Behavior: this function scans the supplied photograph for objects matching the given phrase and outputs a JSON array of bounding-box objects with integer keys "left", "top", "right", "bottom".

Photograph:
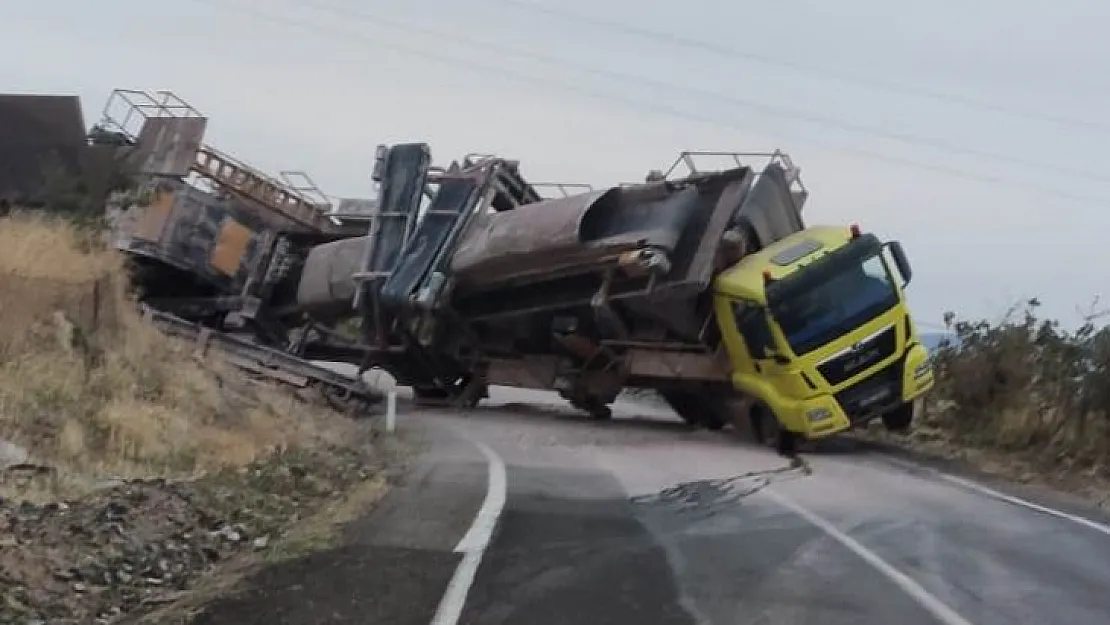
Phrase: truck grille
[
  {"left": 816, "top": 324, "right": 897, "bottom": 386},
  {"left": 833, "top": 359, "right": 903, "bottom": 422}
]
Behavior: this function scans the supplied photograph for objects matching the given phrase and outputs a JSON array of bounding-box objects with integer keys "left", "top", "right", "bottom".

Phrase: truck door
[{"left": 732, "top": 301, "right": 784, "bottom": 376}]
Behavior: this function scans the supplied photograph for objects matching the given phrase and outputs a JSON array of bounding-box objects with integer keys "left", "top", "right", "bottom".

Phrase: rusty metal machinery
[
  {"left": 84, "top": 90, "right": 810, "bottom": 418},
  {"left": 98, "top": 89, "right": 381, "bottom": 339},
  {"left": 282, "top": 144, "right": 808, "bottom": 416},
  {"left": 97, "top": 89, "right": 369, "bottom": 234},
  {"left": 0, "top": 88, "right": 382, "bottom": 408}
]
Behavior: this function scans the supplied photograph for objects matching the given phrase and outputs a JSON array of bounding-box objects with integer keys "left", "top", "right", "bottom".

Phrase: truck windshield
[{"left": 770, "top": 252, "right": 899, "bottom": 355}]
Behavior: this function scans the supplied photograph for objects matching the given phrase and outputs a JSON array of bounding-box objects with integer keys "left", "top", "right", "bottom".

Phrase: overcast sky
[{"left": 3, "top": 0, "right": 1108, "bottom": 330}]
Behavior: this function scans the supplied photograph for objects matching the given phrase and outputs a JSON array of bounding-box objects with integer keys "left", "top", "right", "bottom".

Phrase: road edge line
[
  {"left": 764, "top": 489, "right": 975, "bottom": 625},
  {"left": 430, "top": 436, "right": 508, "bottom": 625},
  {"left": 878, "top": 453, "right": 1110, "bottom": 537}
]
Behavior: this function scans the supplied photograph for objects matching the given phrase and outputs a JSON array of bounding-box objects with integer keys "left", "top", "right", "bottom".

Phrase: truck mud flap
[{"left": 379, "top": 178, "right": 479, "bottom": 311}]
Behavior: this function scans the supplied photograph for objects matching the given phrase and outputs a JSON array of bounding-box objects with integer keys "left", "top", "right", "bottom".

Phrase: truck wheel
[
  {"left": 456, "top": 379, "right": 487, "bottom": 409},
  {"left": 751, "top": 404, "right": 800, "bottom": 457},
  {"left": 413, "top": 386, "right": 451, "bottom": 406},
  {"left": 589, "top": 403, "right": 613, "bottom": 420},
  {"left": 661, "top": 391, "right": 726, "bottom": 430},
  {"left": 660, "top": 391, "right": 700, "bottom": 427},
  {"left": 697, "top": 394, "right": 730, "bottom": 431},
  {"left": 700, "top": 410, "right": 726, "bottom": 431},
  {"left": 881, "top": 401, "right": 915, "bottom": 433},
  {"left": 751, "top": 404, "right": 780, "bottom": 448}
]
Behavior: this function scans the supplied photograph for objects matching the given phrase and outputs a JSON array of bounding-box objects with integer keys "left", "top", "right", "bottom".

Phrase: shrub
[{"left": 928, "top": 298, "right": 1110, "bottom": 467}]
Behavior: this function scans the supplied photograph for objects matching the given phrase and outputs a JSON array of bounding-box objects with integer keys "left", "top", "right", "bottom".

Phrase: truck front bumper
[{"left": 782, "top": 344, "right": 935, "bottom": 440}]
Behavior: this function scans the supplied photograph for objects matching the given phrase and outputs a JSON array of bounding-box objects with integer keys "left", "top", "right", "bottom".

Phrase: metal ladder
[{"left": 98, "top": 89, "right": 337, "bottom": 232}]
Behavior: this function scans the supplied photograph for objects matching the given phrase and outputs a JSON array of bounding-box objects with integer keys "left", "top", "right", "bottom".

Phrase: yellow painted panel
[
  {"left": 210, "top": 218, "right": 253, "bottom": 276},
  {"left": 132, "top": 191, "right": 174, "bottom": 242}
]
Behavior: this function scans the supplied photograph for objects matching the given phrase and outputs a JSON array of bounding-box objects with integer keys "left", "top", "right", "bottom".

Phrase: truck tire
[
  {"left": 881, "top": 401, "right": 915, "bottom": 433},
  {"left": 566, "top": 396, "right": 613, "bottom": 420},
  {"left": 590, "top": 404, "right": 613, "bottom": 421},
  {"left": 700, "top": 405, "right": 726, "bottom": 431},
  {"left": 413, "top": 386, "right": 451, "bottom": 406},
  {"left": 661, "top": 391, "right": 726, "bottom": 431},
  {"left": 661, "top": 391, "right": 700, "bottom": 427},
  {"left": 751, "top": 403, "right": 780, "bottom": 448},
  {"left": 750, "top": 403, "right": 800, "bottom": 457}
]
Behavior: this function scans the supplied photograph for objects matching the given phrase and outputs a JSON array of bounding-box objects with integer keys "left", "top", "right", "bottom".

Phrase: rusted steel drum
[
  {"left": 296, "top": 236, "right": 367, "bottom": 317},
  {"left": 451, "top": 185, "right": 698, "bottom": 288}
]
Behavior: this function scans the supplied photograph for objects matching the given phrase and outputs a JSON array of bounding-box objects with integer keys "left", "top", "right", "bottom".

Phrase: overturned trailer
[
  {"left": 112, "top": 129, "right": 934, "bottom": 442},
  {"left": 99, "top": 89, "right": 376, "bottom": 336},
  {"left": 293, "top": 146, "right": 812, "bottom": 422},
  {"left": 90, "top": 89, "right": 385, "bottom": 405}
]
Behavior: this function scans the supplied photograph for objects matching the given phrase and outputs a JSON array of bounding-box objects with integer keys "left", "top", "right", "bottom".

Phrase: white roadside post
[{"left": 385, "top": 390, "right": 397, "bottom": 433}]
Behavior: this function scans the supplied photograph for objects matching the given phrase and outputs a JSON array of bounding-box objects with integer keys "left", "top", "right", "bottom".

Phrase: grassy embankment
[{"left": 0, "top": 212, "right": 396, "bottom": 623}]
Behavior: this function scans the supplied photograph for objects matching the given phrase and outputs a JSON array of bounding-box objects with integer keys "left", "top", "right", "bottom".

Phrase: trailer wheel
[
  {"left": 700, "top": 409, "right": 726, "bottom": 431},
  {"left": 590, "top": 405, "right": 613, "bottom": 421},
  {"left": 660, "top": 391, "right": 700, "bottom": 427},
  {"left": 881, "top": 401, "right": 915, "bottom": 433},
  {"left": 413, "top": 386, "right": 451, "bottom": 406},
  {"left": 660, "top": 391, "right": 726, "bottom": 430}
]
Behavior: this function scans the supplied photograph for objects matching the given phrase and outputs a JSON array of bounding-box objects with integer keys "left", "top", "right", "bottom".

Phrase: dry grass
[
  {"left": 924, "top": 299, "right": 1110, "bottom": 478},
  {"left": 0, "top": 212, "right": 341, "bottom": 500}
]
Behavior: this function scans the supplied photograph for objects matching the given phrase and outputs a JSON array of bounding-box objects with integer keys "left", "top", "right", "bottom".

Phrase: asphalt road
[{"left": 256, "top": 382, "right": 1110, "bottom": 625}]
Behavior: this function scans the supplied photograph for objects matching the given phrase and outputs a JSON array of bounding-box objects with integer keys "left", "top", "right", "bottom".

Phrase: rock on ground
[{"left": 0, "top": 427, "right": 395, "bottom": 625}]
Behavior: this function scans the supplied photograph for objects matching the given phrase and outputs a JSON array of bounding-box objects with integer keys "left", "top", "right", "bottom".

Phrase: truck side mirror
[{"left": 884, "top": 241, "right": 912, "bottom": 287}]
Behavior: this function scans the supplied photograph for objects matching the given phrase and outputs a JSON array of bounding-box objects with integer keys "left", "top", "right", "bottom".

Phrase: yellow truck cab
[{"left": 713, "top": 223, "right": 935, "bottom": 444}]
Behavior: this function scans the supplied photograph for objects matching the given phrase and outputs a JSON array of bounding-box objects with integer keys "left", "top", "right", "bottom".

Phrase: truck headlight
[
  {"left": 914, "top": 362, "right": 931, "bottom": 378},
  {"left": 807, "top": 407, "right": 832, "bottom": 422}
]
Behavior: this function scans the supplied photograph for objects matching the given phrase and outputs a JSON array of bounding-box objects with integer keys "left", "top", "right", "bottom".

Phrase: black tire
[
  {"left": 456, "top": 379, "right": 487, "bottom": 409},
  {"left": 413, "top": 386, "right": 451, "bottom": 406},
  {"left": 661, "top": 391, "right": 726, "bottom": 430},
  {"left": 660, "top": 391, "right": 701, "bottom": 427},
  {"left": 750, "top": 404, "right": 801, "bottom": 457},
  {"left": 881, "top": 401, "right": 915, "bottom": 433},
  {"left": 701, "top": 411, "right": 726, "bottom": 431},
  {"left": 590, "top": 405, "right": 613, "bottom": 421},
  {"left": 751, "top": 403, "right": 780, "bottom": 449}
]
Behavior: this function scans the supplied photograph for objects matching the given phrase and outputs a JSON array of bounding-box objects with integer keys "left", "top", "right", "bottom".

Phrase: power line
[
  {"left": 184, "top": 0, "right": 1110, "bottom": 207},
  {"left": 278, "top": 0, "right": 1110, "bottom": 186},
  {"left": 484, "top": 0, "right": 1110, "bottom": 135}
]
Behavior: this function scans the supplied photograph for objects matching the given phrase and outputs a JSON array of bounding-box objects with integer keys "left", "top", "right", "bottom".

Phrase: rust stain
[
  {"left": 132, "top": 191, "right": 175, "bottom": 242},
  {"left": 210, "top": 218, "right": 253, "bottom": 276}
]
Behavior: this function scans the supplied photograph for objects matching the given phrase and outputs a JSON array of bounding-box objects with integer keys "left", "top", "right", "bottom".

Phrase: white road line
[
  {"left": 764, "top": 489, "right": 975, "bottom": 625},
  {"left": 430, "top": 437, "right": 508, "bottom": 625},
  {"left": 879, "top": 454, "right": 1110, "bottom": 537}
]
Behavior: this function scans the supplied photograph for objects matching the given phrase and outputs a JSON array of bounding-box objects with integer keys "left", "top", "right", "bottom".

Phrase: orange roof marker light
[{"left": 849, "top": 223, "right": 861, "bottom": 239}]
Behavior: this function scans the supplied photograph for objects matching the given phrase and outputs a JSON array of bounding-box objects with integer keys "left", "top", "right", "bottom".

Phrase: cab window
[{"left": 731, "top": 301, "right": 774, "bottom": 358}]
